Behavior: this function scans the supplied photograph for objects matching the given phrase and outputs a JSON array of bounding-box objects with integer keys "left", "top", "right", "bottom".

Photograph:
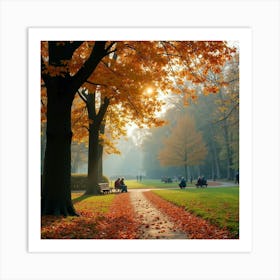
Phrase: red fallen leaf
[
  {"left": 145, "top": 225, "right": 150, "bottom": 228},
  {"left": 94, "top": 193, "right": 141, "bottom": 239},
  {"left": 41, "top": 193, "right": 142, "bottom": 239}
]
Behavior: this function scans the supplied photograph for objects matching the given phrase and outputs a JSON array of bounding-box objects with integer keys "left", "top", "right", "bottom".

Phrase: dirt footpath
[{"left": 129, "top": 190, "right": 188, "bottom": 239}]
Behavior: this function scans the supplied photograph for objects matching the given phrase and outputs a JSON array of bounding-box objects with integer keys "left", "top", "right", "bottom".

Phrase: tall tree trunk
[
  {"left": 83, "top": 92, "right": 109, "bottom": 194},
  {"left": 86, "top": 124, "right": 100, "bottom": 195},
  {"left": 98, "top": 121, "right": 105, "bottom": 181},
  {"left": 209, "top": 124, "right": 221, "bottom": 179},
  {"left": 84, "top": 92, "right": 100, "bottom": 195},
  {"left": 41, "top": 84, "right": 77, "bottom": 216},
  {"left": 41, "top": 123, "right": 47, "bottom": 174},
  {"left": 223, "top": 121, "right": 234, "bottom": 180},
  {"left": 184, "top": 164, "right": 188, "bottom": 182},
  {"left": 41, "top": 41, "right": 109, "bottom": 216}
]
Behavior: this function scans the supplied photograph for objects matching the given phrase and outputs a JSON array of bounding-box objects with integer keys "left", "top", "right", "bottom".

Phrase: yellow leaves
[
  {"left": 176, "top": 79, "right": 185, "bottom": 86},
  {"left": 41, "top": 40, "right": 237, "bottom": 157},
  {"left": 41, "top": 106, "right": 47, "bottom": 114},
  {"left": 182, "top": 88, "right": 197, "bottom": 105},
  {"left": 158, "top": 113, "right": 207, "bottom": 168},
  {"left": 172, "top": 87, "right": 182, "bottom": 95},
  {"left": 203, "top": 85, "right": 220, "bottom": 95}
]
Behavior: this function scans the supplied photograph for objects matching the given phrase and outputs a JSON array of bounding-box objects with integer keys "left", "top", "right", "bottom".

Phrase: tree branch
[
  {"left": 97, "top": 97, "right": 110, "bottom": 124},
  {"left": 71, "top": 41, "right": 108, "bottom": 93},
  {"left": 82, "top": 125, "right": 90, "bottom": 132},
  {"left": 212, "top": 103, "right": 239, "bottom": 125},
  {"left": 86, "top": 79, "right": 108, "bottom": 88},
  {"left": 105, "top": 41, "right": 117, "bottom": 53}
]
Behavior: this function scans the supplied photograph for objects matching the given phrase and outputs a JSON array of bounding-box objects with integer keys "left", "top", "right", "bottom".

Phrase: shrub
[
  {"left": 71, "top": 174, "right": 87, "bottom": 191},
  {"left": 70, "top": 174, "right": 110, "bottom": 190},
  {"left": 100, "top": 175, "right": 109, "bottom": 183}
]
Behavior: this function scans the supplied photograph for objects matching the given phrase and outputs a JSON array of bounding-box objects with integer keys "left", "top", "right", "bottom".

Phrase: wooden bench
[
  {"left": 114, "top": 186, "right": 122, "bottom": 193},
  {"left": 98, "top": 183, "right": 111, "bottom": 194},
  {"left": 195, "top": 181, "right": 208, "bottom": 188}
]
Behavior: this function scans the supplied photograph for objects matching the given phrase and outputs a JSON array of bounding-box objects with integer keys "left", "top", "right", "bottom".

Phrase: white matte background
[{"left": 0, "top": 0, "right": 279, "bottom": 280}]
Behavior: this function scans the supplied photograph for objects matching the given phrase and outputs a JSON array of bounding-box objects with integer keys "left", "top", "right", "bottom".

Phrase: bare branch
[
  {"left": 212, "top": 103, "right": 239, "bottom": 124},
  {"left": 86, "top": 79, "right": 108, "bottom": 88}
]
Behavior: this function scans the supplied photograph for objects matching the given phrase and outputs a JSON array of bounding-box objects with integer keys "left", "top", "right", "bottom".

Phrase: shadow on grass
[{"left": 72, "top": 193, "right": 92, "bottom": 204}]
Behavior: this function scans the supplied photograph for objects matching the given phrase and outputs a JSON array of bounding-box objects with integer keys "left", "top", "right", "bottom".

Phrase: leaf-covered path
[
  {"left": 41, "top": 185, "right": 234, "bottom": 239},
  {"left": 130, "top": 190, "right": 188, "bottom": 239},
  {"left": 140, "top": 190, "right": 233, "bottom": 239}
]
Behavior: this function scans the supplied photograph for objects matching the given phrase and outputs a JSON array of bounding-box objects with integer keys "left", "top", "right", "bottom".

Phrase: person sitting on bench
[
  {"left": 120, "top": 177, "right": 128, "bottom": 193},
  {"left": 179, "top": 177, "right": 186, "bottom": 189},
  {"left": 114, "top": 178, "right": 121, "bottom": 191},
  {"left": 196, "top": 176, "right": 207, "bottom": 187}
]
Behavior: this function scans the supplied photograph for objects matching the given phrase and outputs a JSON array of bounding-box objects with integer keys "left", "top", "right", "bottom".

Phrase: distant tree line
[{"left": 142, "top": 55, "right": 239, "bottom": 181}]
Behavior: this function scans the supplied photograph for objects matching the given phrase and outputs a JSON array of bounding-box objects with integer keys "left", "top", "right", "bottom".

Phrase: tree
[
  {"left": 200, "top": 54, "right": 239, "bottom": 179},
  {"left": 214, "top": 55, "right": 239, "bottom": 179},
  {"left": 41, "top": 41, "right": 112, "bottom": 216},
  {"left": 76, "top": 41, "right": 236, "bottom": 193},
  {"left": 158, "top": 114, "right": 207, "bottom": 180}
]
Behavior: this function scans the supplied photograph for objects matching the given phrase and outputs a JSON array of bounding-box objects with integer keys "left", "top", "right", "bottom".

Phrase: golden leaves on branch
[{"left": 41, "top": 40, "right": 237, "bottom": 154}]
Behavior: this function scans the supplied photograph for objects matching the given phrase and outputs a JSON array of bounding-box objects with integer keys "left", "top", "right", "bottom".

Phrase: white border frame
[
  {"left": 28, "top": 27, "right": 252, "bottom": 253},
  {"left": 1, "top": 1, "right": 279, "bottom": 279}
]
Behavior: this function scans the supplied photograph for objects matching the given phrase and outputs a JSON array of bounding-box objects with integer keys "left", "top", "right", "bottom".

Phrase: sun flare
[{"left": 145, "top": 87, "right": 153, "bottom": 95}]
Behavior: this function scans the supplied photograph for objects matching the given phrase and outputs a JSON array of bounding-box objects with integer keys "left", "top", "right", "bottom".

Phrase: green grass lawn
[
  {"left": 71, "top": 192, "right": 115, "bottom": 213},
  {"left": 124, "top": 179, "right": 223, "bottom": 189},
  {"left": 152, "top": 187, "right": 239, "bottom": 238},
  {"left": 123, "top": 179, "right": 183, "bottom": 189}
]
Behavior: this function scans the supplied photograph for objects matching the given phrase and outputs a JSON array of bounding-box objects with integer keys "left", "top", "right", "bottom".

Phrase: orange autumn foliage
[
  {"left": 41, "top": 193, "right": 140, "bottom": 239},
  {"left": 41, "top": 41, "right": 236, "bottom": 154},
  {"left": 158, "top": 114, "right": 207, "bottom": 168}
]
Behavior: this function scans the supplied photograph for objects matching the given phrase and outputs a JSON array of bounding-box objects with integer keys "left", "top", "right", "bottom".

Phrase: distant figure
[
  {"left": 197, "top": 176, "right": 202, "bottom": 187},
  {"left": 196, "top": 176, "right": 208, "bottom": 188},
  {"left": 190, "top": 175, "right": 193, "bottom": 184},
  {"left": 140, "top": 175, "right": 142, "bottom": 182},
  {"left": 201, "top": 176, "right": 207, "bottom": 185},
  {"left": 179, "top": 177, "right": 186, "bottom": 189},
  {"left": 120, "top": 177, "right": 128, "bottom": 193},
  {"left": 235, "top": 172, "right": 239, "bottom": 184}
]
